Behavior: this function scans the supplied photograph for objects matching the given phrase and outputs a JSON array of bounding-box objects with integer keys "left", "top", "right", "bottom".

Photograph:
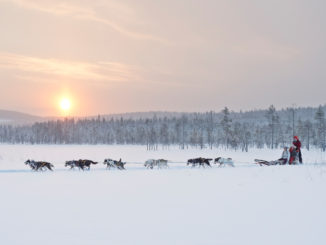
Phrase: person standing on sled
[
  {"left": 289, "top": 146, "right": 299, "bottom": 165},
  {"left": 293, "top": 136, "right": 302, "bottom": 164},
  {"left": 278, "top": 147, "right": 289, "bottom": 164}
]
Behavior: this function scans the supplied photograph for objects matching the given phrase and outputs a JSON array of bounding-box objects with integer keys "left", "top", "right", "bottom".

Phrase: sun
[{"left": 60, "top": 98, "right": 71, "bottom": 112}]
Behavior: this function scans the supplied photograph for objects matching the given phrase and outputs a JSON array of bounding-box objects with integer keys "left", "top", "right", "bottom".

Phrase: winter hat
[{"left": 294, "top": 136, "right": 299, "bottom": 140}]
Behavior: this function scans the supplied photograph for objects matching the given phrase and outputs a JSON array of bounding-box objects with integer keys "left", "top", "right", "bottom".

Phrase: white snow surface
[{"left": 0, "top": 144, "right": 326, "bottom": 245}]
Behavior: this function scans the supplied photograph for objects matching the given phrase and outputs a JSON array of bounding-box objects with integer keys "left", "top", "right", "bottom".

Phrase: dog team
[{"left": 24, "top": 136, "right": 303, "bottom": 171}]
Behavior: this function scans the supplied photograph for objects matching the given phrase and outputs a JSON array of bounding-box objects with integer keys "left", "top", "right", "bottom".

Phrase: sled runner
[{"left": 254, "top": 159, "right": 282, "bottom": 166}]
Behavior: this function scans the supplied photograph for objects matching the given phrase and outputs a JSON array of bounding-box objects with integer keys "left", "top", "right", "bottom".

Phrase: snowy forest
[{"left": 0, "top": 105, "right": 325, "bottom": 151}]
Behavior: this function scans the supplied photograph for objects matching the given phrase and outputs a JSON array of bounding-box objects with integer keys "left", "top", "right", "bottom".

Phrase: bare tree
[
  {"left": 315, "top": 105, "right": 326, "bottom": 151},
  {"left": 265, "top": 105, "right": 279, "bottom": 149},
  {"left": 220, "top": 107, "right": 232, "bottom": 148}
]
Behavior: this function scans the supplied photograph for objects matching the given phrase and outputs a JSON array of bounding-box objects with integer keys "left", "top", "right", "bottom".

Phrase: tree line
[{"left": 0, "top": 105, "right": 325, "bottom": 151}]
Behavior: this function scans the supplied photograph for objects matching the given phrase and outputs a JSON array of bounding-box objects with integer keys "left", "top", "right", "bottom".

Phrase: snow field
[{"left": 0, "top": 144, "right": 325, "bottom": 245}]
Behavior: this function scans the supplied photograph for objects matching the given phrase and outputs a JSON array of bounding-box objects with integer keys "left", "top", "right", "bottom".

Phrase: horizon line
[{"left": 1, "top": 103, "right": 326, "bottom": 119}]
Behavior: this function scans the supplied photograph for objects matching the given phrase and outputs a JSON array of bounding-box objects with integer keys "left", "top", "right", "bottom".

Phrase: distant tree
[
  {"left": 304, "top": 120, "right": 313, "bottom": 150},
  {"left": 288, "top": 105, "right": 296, "bottom": 138},
  {"left": 180, "top": 114, "right": 187, "bottom": 150},
  {"left": 160, "top": 121, "right": 169, "bottom": 149},
  {"left": 315, "top": 105, "right": 326, "bottom": 151},
  {"left": 265, "top": 105, "right": 279, "bottom": 149},
  {"left": 206, "top": 111, "right": 214, "bottom": 149},
  {"left": 220, "top": 107, "right": 232, "bottom": 148}
]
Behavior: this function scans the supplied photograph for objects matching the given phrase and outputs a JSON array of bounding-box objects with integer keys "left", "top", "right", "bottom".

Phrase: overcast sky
[{"left": 0, "top": 0, "right": 325, "bottom": 116}]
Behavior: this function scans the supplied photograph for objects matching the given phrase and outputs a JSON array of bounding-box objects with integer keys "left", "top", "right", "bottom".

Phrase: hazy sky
[{"left": 0, "top": 0, "right": 325, "bottom": 116}]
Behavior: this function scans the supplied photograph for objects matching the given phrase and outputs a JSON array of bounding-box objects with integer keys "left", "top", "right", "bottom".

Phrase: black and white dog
[
  {"left": 25, "top": 159, "right": 54, "bottom": 171},
  {"left": 214, "top": 157, "right": 235, "bottom": 167},
  {"left": 103, "top": 158, "right": 126, "bottom": 170},
  {"left": 65, "top": 159, "right": 97, "bottom": 170},
  {"left": 65, "top": 160, "right": 82, "bottom": 170},
  {"left": 187, "top": 158, "right": 212, "bottom": 168},
  {"left": 144, "top": 159, "right": 169, "bottom": 169}
]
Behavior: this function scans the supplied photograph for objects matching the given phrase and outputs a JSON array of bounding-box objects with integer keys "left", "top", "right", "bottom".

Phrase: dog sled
[{"left": 254, "top": 159, "right": 285, "bottom": 166}]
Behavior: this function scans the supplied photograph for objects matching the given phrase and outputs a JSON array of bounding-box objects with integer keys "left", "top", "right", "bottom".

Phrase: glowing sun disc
[{"left": 60, "top": 98, "right": 71, "bottom": 111}]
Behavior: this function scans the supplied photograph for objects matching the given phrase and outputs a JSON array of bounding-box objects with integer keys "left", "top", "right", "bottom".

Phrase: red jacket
[
  {"left": 293, "top": 140, "right": 301, "bottom": 150},
  {"left": 289, "top": 147, "right": 298, "bottom": 164}
]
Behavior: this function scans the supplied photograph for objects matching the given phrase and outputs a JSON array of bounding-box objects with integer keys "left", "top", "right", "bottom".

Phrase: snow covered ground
[{"left": 0, "top": 144, "right": 326, "bottom": 245}]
